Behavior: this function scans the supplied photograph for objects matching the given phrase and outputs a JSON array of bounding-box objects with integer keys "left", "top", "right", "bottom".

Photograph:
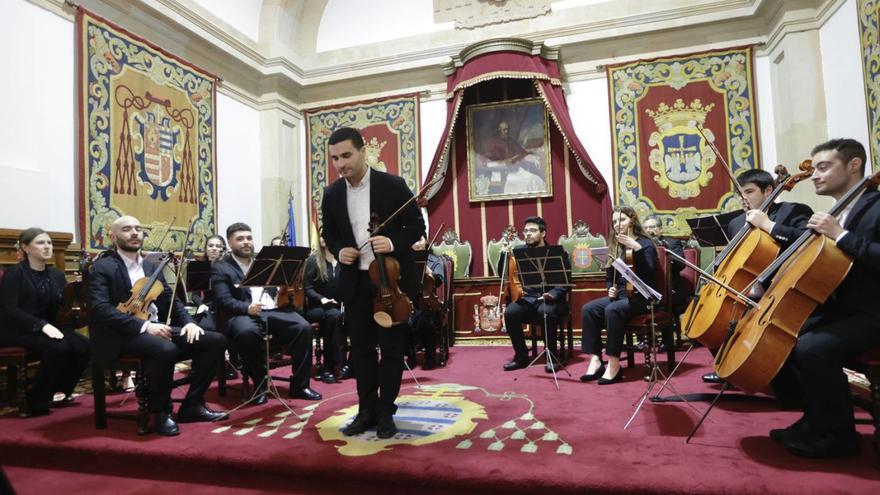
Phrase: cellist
[
  {"left": 498, "top": 216, "right": 571, "bottom": 373},
  {"left": 702, "top": 169, "right": 813, "bottom": 384},
  {"left": 769, "top": 138, "right": 880, "bottom": 459}
]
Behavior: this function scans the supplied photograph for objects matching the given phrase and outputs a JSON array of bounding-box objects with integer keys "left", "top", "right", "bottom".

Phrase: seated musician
[
  {"left": 303, "top": 235, "right": 344, "bottom": 384},
  {"left": 407, "top": 235, "right": 445, "bottom": 370},
  {"left": 211, "top": 222, "right": 321, "bottom": 403},
  {"left": 188, "top": 234, "right": 227, "bottom": 335},
  {"left": 769, "top": 138, "right": 880, "bottom": 458},
  {"left": 499, "top": 216, "right": 571, "bottom": 372},
  {"left": 703, "top": 169, "right": 813, "bottom": 384},
  {"left": 88, "top": 216, "right": 228, "bottom": 435},
  {"left": 643, "top": 215, "right": 689, "bottom": 308},
  {"left": 580, "top": 206, "right": 657, "bottom": 385},
  {"left": 0, "top": 228, "right": 90, "bottom": 415}
]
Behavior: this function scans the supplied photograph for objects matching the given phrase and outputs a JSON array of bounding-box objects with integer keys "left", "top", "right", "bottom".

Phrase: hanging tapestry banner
[
  {"left": 607, "top": 46, "right": 760, "bottom": 236},
  {"left": 306, "top": 94, "right": 421, "bottom": 212},
  {"left": 77, "top": 9, "right": 218, "bottom": 252},
  {"left": 858, "top": 0, "right": 880, "bottom": 171}
]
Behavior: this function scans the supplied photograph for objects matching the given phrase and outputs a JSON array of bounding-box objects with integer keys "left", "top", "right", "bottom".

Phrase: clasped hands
[{"left": 338, "top": 235, "right": 393, "bottom": 265}]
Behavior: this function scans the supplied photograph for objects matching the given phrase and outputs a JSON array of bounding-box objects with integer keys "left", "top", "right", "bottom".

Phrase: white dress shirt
[{"left": 346, "top": 167, "right": 375, "bottom": 270}]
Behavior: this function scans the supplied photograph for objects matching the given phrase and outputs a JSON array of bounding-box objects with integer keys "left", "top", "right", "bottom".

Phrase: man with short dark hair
[
  {"left": 321, "top": 127, "right": 425, "bottom": 439},
  {"left": 769, "top": 138, "right": 880, "bottom": 459},
  {"left": 211, "top": 222, "right": 321, "bottom": 404},
  {"left": 498, "top": 216, "right": 570, "bottom": 372},
  {"left": 89, "top": 215, "right": 228, "bottom": 436}
]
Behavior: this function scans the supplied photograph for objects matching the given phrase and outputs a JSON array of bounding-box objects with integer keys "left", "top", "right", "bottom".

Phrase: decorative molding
[{"left": 442, "top": 38, "right": 560, "bottom": 76}]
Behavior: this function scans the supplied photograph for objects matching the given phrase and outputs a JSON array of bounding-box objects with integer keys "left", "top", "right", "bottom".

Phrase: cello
[
  {"left": 714, "top": 168, "right": 880, "bottom": 393},
  {"left": 682, "top": 160, "right": 814, "bottom": 348}
]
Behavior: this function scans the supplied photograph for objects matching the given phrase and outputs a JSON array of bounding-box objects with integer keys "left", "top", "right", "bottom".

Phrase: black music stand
[
  {"left": 685, "top": 210, "right": 741, "bottom": 247},
  {"left": 227, "top": 246, "right": 311, "bottom": 416},
  {"left": 185, "top": 261, "right": 212, "bottom": 292},
  {"left": 511, "top": 245, "right": 573, "bottom": 390}
]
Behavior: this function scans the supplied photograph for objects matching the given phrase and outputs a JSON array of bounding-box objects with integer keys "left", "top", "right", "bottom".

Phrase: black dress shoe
[
  {"left": 579, "top": 365, "right": 605, "bottom": 382},
  {"left": 253, "top": 392, "right": 268, "bottom": 406},
  {"left": 544, "top": 362, "right": 564, "bottom": 373},
  {"left": 225, "top": 368, "right": 239, "bottom": 380},
  {"left": 503, "top": 358, "right": 528, "bottom": 371},
  {"left": 598, "top": 368, "right": 624, "bottom": 385},
  {"left": 342, "top": 412, "right": 378, "bottom": 436},
  {"left": 177, "top": 403, "right": 229, "bottom": 423},
  {"left": 770, "top": 416, "right": 809, "bottom": 443},
  {"left": 292, "top": 387, "right": 322, "bottom": 401},
  {"left": 50, "top": 395, "right": 75, "bottom": 408},
  {"left": 783, "top": 430, "right": 861, "bottom": 459},
  {"left": 320, "top": 371, "right": 338, "bottom": 384},
  {"left": 702, "top": 372, "right": 725, "bottom": 384},
  {"left": 376, "top": 415, "right": 398, "bottom": 439},
  {"left": 340, "top": 364, "right": 354, "bottom": 380},
  {"left": 154, "top": 412, "right": 180, "bottom": 436}
]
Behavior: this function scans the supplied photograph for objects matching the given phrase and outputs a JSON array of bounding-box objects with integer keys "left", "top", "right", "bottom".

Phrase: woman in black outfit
[
  {"left": 303, "top": 236, "right": 344, "bottom": 384},
  {"left": 0, "top": 228, "right": 90, "bottom": 414},
  {"left": 579, "top": 207, "right": 658, "bottom": 385}
]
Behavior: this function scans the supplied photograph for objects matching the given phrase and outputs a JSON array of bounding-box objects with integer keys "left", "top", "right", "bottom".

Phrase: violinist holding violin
[
  {"left": 768, "top": 139, "right": 880, "bottom": 459},
  {"left": 580, "top": 206, "right": 657, "bottom": 385},
  {"left": 210, "top": 222, "right": 321, "bottom": 404},
  {"left": 321, "top": 127, "right": 425, "bottom": 439},
  {"left": 0, "top": 228, "right": 90, "bottom": 415},
  {"left": 88, "top": 216, "right": 228, "bottom": 436},
  {"left": 499, "top": 216, "right": 570, "bottom": 372}
]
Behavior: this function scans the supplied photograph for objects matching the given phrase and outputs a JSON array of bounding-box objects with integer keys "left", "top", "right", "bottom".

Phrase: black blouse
[{"left": 0, "top": 261, "right": 67, "bottom": 334}]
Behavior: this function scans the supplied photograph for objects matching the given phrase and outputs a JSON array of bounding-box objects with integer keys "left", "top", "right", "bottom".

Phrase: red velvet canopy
[{"left": 421, "top": 44, "right": 612, "bottom": 278}]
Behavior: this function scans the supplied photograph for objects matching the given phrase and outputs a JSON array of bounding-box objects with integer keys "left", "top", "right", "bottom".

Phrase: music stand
[
  {"left": 685, "top": 210, "right": 741, "bottom": 247},
  {"left": 511, "top": 245, "right": 574, "bottom": 391},
  {"left": 617, "top": 257, "right": 695, "bottom": 430},
  {"left": 227, "top": 246, "right": 311, "bottom": 417}
]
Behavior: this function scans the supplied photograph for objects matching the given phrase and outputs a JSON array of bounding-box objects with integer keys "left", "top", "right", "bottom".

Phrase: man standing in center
[{"left": 321, "top": 127, "right": 425, "bottom": 439}]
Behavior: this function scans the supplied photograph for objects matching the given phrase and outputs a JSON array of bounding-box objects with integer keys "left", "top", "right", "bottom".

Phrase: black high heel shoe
[
  {"left": 579, "top": 365, "right": 605, "bottom": 382},
  {"left": 598, "top": 367, "right": 623, "bottom": 385}
]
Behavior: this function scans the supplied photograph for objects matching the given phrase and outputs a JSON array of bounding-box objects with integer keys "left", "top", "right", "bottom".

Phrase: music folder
[
  {"left": 611, "top": 258, "right": 662, "bottom": 302},
  {"left": 240, "top": 246, "right": 311, "bottom": 288},
  {"left": 685, "top": 210, "right": 742, "bottom": 247}
]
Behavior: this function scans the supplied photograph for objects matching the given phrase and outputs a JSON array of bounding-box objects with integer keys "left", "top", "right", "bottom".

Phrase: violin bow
[
  {"left": 695, "top": 125, "right": 748, "bottom": 205},
  {"left": 165, "top": 219, "right": 196, "bottom": 325}
]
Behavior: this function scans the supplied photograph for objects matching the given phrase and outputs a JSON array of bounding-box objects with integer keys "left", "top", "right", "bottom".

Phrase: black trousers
[
  {"left": 504, "top": 298, "right": 563, "bottom": 360},
  {"left": 118, "top": 329, "right": 226, "bottom": 413},
  {"left": 226, "top": 310, "right": 313, "bottom": 391},
  {"left": 772, "top": 308, "right": 880, "bottom": 435},
  {"left": 348, "top": 270, "right": 406, "bottom": 417},
  {"left": 0, "top": 329, "right": 90, "bottom": 408},
  {"left": 305, "top": 306, "right": 343, "bottom": 371},
  {"left": 581, "top": 295, "right": 648, "bottom": 357},
  {"left": 407, "top": 308, "right": 440, "bottom": 358}
]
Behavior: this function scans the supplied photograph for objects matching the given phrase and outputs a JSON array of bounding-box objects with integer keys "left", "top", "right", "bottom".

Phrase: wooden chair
[
  {"left": 92, "top": 356, "right": 150, "bottom": 435},
  {"left": 622, "top": 246, "right": 676, "bottom": 373},
  {"left": 0, "top": 347, "right": 33, "bottom": 417},
  {"left": 848, "top": 347, "right": 880, "bottom": 470}
]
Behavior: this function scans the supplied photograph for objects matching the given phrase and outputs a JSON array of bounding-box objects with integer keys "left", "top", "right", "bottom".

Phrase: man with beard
[
  {"left": 498, "top": 216, "right": 571, "bottom": 372},
  {"left": 211, "top": 222, "right": 321, "bottom": 404},
  {"left": 88, "top": 216, "right": 228, "bottom": 436}
]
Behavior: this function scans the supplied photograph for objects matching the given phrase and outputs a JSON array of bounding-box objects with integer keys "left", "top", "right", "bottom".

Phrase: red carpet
[{"left": 1, "top": 346, "right": 878, "bottom": 494}]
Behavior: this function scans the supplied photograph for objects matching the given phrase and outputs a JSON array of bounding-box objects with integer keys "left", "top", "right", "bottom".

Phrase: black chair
[
  {"left": 848, "top": 347, "right": 880, "bottom": 470},
  {"left": 0, "top": 347, "right": 33, "bottom": 417},
  {"left": 621, "top": 246, "right": 676, "bottom": 374},
  {"left": 92, "top": 356, "right": 150, "bottom": 435},
  {"left": 527, "top": 292, "right": 574, "bottom": 363}
]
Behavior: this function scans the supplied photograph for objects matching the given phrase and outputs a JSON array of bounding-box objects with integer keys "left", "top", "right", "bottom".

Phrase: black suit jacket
[
  {"left": 303, "top": 255, "right": 342, "bottom": 308},
  {"left": 0, "top": 261, "right": 67, "bottom": 334},
  {"left": 210, "top": 254, "right": 255, "bottom": 319},
  {"left": 88, "top": 251, "right": 192, "bottom": 365},
  {"left": 726, "top": 202, "right": 813, "bottom": 249},
  {"left": 828, "top": 188, "right": 880, "bottom": 318},
  {"left": 321, "top": 169, "right": 426, "bottom": 305}
]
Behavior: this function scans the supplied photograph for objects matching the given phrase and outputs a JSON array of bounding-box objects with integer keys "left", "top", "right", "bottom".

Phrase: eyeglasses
[{"left": 522, "top": 228, "right": 541, "bottom": 233}]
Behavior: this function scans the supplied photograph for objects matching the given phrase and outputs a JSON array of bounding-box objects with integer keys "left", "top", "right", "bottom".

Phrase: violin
[
  {"left": 498, "top": 225, "right": 524, "bottom": 303},
  {"left": 420, "top": 269, "right": 442, "bottom": 312},
  {"left": 117, "top": 254, "right": 173, "bottom": 321},
  {"left": 277, "top": 268, "right": 306, "bottom": 311},
  {"left": 714, "top": 166, "right": 880, "bottom": 393},
  {"left": 57, "top": 249, "right": 92, "bottom": 329},
  {"left": 681, "top": 160, "right": 814, "bottom": 348},
  {"left": 367, "top": 213, "right": 413, "bottom": 328}
]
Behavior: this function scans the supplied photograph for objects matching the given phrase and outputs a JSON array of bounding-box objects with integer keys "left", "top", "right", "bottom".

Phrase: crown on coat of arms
[
  {"left": 645, "top": 98, "right": 715, "bottom": 129},
  {"left": 364, "top": 137, "right": 388, "bottom": 171}
]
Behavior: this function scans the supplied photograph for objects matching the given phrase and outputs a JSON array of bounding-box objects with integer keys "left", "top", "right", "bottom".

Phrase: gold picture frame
[{"left": 466, "top": 98, "right": 553, "bottom": 202}]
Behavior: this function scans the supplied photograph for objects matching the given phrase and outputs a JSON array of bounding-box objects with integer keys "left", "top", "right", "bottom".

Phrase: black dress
[{"left": 0, "top": 261, "right": 90, "bottom": 412}]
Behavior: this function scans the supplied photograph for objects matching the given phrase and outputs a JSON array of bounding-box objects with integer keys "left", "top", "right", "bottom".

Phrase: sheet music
[{"left": 611, "top": 258, "right": 662, "bottom": 302}]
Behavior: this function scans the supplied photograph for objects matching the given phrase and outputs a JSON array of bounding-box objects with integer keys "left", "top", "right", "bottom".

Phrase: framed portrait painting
[{"left": 466, "top": 98, "right": 552, "bottom": 202}]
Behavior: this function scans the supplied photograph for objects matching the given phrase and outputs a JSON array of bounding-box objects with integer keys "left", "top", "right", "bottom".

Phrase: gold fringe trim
[
  {"left": 534, "top": 82, "right": 600, "bottom": 186},
  {"left": 446, "top": 71, "right": 562, "bottom": 100},
  {"left": 425, "top": 94, "right": 465, "bottom": 200}
]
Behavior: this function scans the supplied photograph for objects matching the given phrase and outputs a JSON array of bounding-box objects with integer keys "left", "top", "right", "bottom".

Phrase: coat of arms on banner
[
  {"left": 607, "top": 46, "right": 760, "bottom": 236},
  {"left": 77, "top": 10, "right": 217, "bottom": 252}
]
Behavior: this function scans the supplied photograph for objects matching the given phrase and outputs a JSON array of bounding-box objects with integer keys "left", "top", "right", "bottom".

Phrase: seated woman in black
[
  {"left": 0, "top": 228, "right": 90, "bottom": 414},
  {"left": 580, "top": 207, "right": 658, "bottom": 385},
  {"left": 303, "top": 236, "right": 343, "bottom": 384}
]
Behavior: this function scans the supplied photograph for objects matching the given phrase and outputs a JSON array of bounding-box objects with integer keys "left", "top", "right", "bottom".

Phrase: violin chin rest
[{"left": 374, "top": 312, "right": 393, "bottom": 328}]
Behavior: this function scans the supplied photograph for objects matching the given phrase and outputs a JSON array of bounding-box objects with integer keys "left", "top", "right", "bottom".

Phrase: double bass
[
  {"left": 714, "top": 168, "right": 880, "bottom": 393},
  {"left": 681, "top": 160, "right": 814, "bottom": 348}
]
